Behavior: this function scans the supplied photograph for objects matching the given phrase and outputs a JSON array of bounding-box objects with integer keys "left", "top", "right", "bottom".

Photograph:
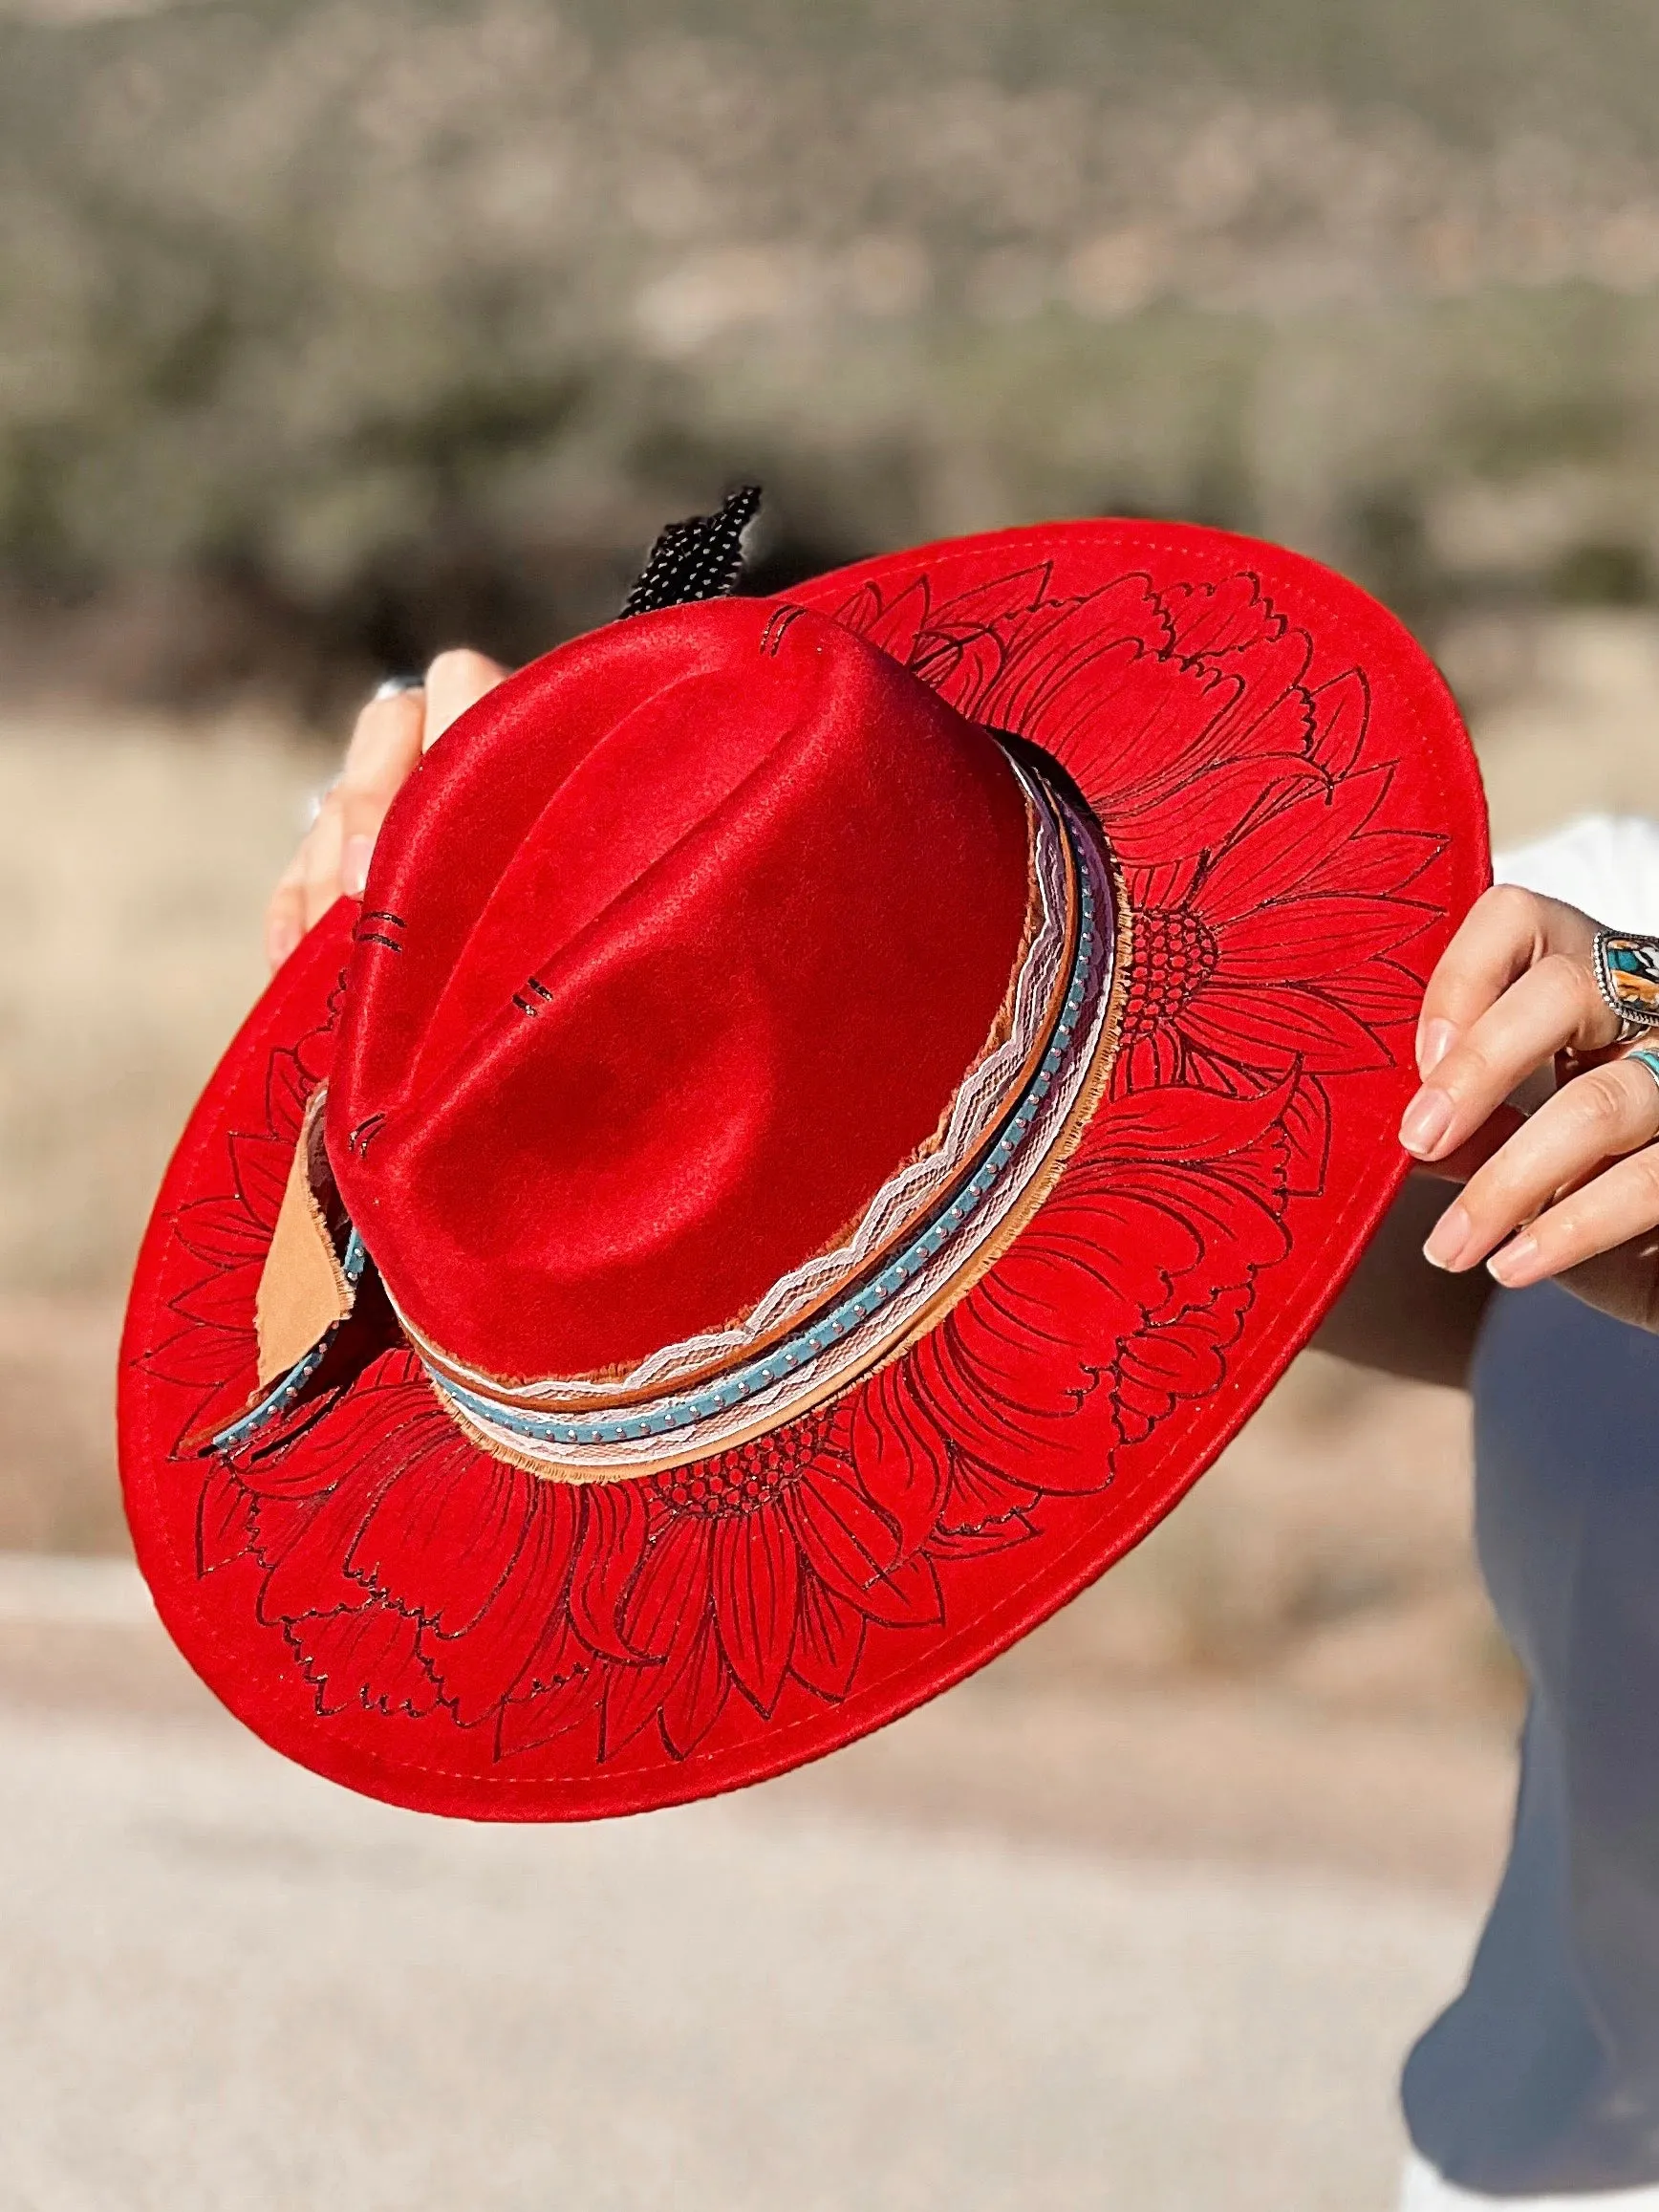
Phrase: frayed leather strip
[{"left": 253, "top": 1089, "right": 356, "bottom": 1386}]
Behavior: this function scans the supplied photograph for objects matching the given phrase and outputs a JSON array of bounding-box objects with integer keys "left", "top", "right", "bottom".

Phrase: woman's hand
[
  {"left": 1402, "top": 883, "right": 1659, "bottom": 1331},
  {"left": 265, "top": 649, "right": 508, "bottom": 971}
]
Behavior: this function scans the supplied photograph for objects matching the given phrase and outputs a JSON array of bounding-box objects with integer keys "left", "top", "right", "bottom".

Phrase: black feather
[{"left": 619, "top": 486, "right": 763, "bottom": 618}]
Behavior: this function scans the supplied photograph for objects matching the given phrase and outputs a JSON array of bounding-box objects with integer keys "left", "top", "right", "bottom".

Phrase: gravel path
[{"left": 0, "top": 1684, "right": 1477, "bottom": 2212}]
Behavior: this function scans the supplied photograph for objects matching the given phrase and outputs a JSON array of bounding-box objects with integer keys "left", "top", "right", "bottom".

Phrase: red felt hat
[{"left": 119, "top": 510, "right": 1488, "bottom": 1820}]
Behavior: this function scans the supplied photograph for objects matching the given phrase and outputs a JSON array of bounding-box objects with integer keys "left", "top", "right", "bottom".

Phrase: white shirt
[{"left": 1402, "top": 815, "right": 1659, "bottom": 2203}]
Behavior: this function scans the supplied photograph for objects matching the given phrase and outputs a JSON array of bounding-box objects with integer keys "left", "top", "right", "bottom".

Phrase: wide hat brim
[{"left": 120, "top": 521, "right": 1488, "bottom": 1820}]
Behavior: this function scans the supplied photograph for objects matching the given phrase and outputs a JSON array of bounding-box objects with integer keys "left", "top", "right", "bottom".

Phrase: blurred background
[{"left": 4, "top": 2, "right": 1659, "bottom": 2205}]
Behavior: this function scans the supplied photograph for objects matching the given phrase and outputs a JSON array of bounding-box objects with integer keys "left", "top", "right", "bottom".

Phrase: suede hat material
[{"left": 119, "top": 518, "right": 1488, "bottom": 1820}]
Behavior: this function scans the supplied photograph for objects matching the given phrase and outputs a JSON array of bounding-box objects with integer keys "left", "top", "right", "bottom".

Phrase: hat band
[{"left": 409, "top": 761, "right": 1125, "bottom": 1480}]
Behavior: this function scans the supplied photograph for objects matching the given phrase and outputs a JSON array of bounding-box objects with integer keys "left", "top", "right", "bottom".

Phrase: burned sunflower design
[
  {"left": 143, "top": 1024, "right": 943, "bottom": 1763},
  {"left": 134, "top": 552, "right": 1451, "bottom": 1779}
]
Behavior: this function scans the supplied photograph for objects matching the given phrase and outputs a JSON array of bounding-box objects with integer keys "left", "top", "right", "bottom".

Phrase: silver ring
[
  {"left": 1592, "top": 927, "right": 1659, "bottom": 1038},
  {"left": 1625, "top": 1046, "right": 1659, "bottom": 1095}
]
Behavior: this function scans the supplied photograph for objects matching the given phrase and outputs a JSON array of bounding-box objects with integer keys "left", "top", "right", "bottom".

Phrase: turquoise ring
[{"left": 1593, "top": 927, "right": 1659, "bottom": 1038}]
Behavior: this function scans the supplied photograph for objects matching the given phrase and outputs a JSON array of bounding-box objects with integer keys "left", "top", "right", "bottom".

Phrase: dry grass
[
  {"left": 1443, "top": 609, "right": 1659, "bottom": 845},
  {"left": 0, "top": 707, "right": 320, "bottom": 1295},
  {"left": 0, "top": 707, "right": 320, "bottom": 1549}
]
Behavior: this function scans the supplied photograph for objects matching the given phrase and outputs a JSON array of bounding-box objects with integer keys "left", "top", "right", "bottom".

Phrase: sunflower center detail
[
  {"left": 654, "top": 1413, "right": 832, "bottom": 1519},
  {"left": 1125, "top": 907, "right": 1217, "bottom": 1030}
]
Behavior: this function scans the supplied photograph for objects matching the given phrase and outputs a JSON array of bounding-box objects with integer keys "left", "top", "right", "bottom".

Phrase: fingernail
[
  {"left": 1418, "top": 1018, "right": 1458, "bottom": 1076},
  {"left": 1488, "top": 1233, "right": 1542, "bottom": 1288},
  {"left": 342, "top": 835, "right": 374, "bottom": 898},
  {"left": 269, "top": 921, "right": 299, "bottom": 969},
  {"left": 1400, "top": 1087, "right": 1454, "bottom": 1159},
  {"left": 1423, "top": 1203, "right": 1475, "bottom": 1271}
]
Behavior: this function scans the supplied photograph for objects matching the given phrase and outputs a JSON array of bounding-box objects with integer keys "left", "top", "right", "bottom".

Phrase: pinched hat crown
[{"left": 326, "top": 598, "right": 1088, "bottom": 1433}]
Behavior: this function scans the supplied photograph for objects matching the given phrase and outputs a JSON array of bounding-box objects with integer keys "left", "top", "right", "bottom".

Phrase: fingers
[
  {"left": 334, "top": 687, "right": 428, "bottom": 900},
  {"left": 333, "top": 652, "right": 506, "bottom": 898},
  {"left": 1404, "top": 879, "right": 1659, "bottom": 1293},
  {"left": 1423, "top": 1054, "right": 1659, "bottom": 1273},
  {"left": 265, "top": 857, "right": 308, "bottom": 972},
  {"left": 300, "top": 788, "right": 346, "bottom": 932},
  {"left": 267, "top": 687, "right": 422, "bottom": 963},
  {"left": 1402, "top": 946, "right": 1623, "bottom": 1166},
  {"left": 422, "top": 649, "right": 507, "bottom": 750},
  {"left": 264, "top": 647, "right": 510, "bottom": 971},
  {"left": 1417, "top": 1103, "right": 1528, "bottom": 1184},
  {"left": 1412, "top": 883, "right": 1600, "bottom": 1076},
  {"left": 1487, "top": 1142, "right": 1659, "bottom": 1291}
]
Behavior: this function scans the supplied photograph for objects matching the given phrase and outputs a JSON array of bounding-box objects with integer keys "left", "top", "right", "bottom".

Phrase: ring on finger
[
  {"left": 1592, "top": 926, "right": 1659, "bottom": 1038},
  {"left": 1624, "top": 1045, "right": 1659, "bottom": 1096}
]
